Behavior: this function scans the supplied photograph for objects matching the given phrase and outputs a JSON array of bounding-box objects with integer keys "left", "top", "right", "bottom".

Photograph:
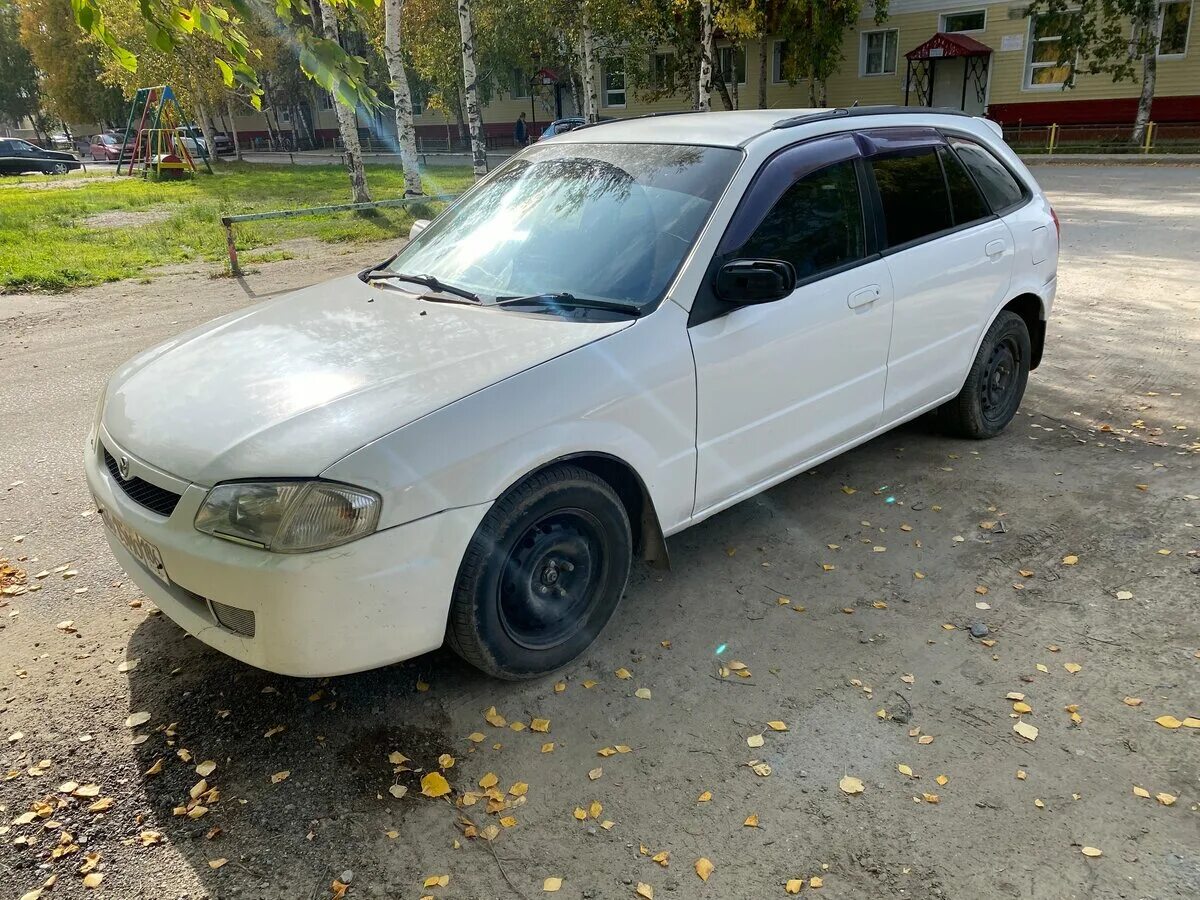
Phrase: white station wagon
[{"left": 86, "top": 107, "right": 1059, "bottom": 679}]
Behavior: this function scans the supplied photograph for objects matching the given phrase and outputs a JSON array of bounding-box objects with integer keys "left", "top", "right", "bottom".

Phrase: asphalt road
[{"left": 0, "top": 166, "right": 1197, "bottom": 900}]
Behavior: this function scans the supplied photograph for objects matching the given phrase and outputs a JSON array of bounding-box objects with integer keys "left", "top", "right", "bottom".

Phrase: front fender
[{"left": 322, "top": 301, "right": 698, "bottom": 534}]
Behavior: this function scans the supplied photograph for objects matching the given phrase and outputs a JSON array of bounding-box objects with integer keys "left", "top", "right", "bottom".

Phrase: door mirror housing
[
  {"left": 714, "top": 259, "right": 797, "bottom": 305},
  {"left": 409, "top": 218, "right": 432, "bottom": 240}
]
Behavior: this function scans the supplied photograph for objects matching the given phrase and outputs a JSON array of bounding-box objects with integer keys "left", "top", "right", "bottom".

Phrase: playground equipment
[{"left": 117, "top": 85, "right": 213, "bottom": 178}]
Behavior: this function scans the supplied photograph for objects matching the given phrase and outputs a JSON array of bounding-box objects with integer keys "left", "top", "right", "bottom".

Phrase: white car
[{"left": 85, "top": 107, "right": 1058, "bottom": 679}]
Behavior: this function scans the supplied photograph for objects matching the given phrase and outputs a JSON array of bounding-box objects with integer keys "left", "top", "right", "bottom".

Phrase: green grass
[{"left": 0, "top": 163, "right": 473, "bottom": 293}]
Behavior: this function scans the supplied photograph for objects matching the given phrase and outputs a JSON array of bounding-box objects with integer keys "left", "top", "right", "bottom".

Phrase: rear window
[
  {"left": 870, "top": 148, "right": 953, "bottom": 247},
  {"left": 949, "top": 137, "right": 1027, "bottom": 212}
]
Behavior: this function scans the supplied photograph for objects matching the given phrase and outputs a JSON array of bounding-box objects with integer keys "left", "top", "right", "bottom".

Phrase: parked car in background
[
  {"left": 89, "top": 133, "right": 133, "bottom": 162},
  {"left": 86, "top": 107, "right": 1058, "bottom": 680},
  {"left": 0, "top": 138, "right": 82, "bottom": 175},
  {"left": 176, "top": 127, "right": 234, "bottom": 156},
  {"left": 537, "top": 116, "right": 614, "bottom": 140}
]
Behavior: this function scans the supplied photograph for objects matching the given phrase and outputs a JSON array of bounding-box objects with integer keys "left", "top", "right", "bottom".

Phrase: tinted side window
[
  {"left": 739, "top": 159, "right": 866, "bottom": 282},
  {"left": 938, "top": 146, "right": 990, "bottom": 225},
  {"left": 950, "top": 138, "right": 1026, "bottom": 212},
  {"left": 871, "top": 148, "right": 953, "bottom": 247}
]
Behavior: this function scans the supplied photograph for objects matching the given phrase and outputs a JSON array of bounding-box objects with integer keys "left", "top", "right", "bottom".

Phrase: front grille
[
  {"left": 210, "top": 600, "right": 256, "bottom": 637},
  {"left": 103, "top": 449, "right": 182, "bottom": 518}
]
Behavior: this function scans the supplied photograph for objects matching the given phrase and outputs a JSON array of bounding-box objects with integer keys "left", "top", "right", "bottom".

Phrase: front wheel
[
  {"left": 447, "top": 464, "right": 632, "bottom": 679},
  {"left": 48, "top": 163, "right": 69, "bottom": 175},
  {"left": 941, "top": 310, "right": 1031, "bottom": 439}
]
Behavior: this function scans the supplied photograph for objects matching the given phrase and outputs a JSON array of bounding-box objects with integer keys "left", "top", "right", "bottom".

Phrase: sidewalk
[
  {"left": 238, "top": 149, "right": 515, "bottom": 168},
  {"left": 1017, "top": 152, "right": 1200, "bottom": 165}
]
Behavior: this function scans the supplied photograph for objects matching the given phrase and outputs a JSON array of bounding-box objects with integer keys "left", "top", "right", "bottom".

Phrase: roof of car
[{"left": 554, "top": 106, "right": 979, "bottom": 149}]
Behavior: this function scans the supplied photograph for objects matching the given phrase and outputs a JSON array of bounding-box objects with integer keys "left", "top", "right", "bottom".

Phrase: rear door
[
  {"left": 689, "top": 134, "right": 895, "bottom": 514},
  {"left": 862, "top": 129, "right": 1015, "bottom": 420}
]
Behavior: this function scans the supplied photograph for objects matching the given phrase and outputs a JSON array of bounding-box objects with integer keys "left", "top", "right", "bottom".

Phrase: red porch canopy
[{"left": 906, "top": 32, "right": 993, "bottom": 60}]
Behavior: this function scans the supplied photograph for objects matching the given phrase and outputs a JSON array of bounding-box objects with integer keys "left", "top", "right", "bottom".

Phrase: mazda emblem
[{"left": 118, "top": 455, "right": 131, "bottom": 480}]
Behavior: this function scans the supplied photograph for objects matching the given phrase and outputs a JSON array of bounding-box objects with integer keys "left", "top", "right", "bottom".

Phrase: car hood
[{"left": 102, "top": 275, "right": 634, "bottom": 484}]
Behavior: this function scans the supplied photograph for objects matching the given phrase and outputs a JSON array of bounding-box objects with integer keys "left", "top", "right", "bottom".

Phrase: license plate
[{"left": 104, "top": 512, "right": 170, "bottom": 584}]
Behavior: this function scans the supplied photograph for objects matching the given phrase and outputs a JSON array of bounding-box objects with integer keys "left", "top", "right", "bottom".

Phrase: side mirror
[
  {"left": 714, "top": 259, "right": 796, "bottom": 304},
  {"left": 409, "top": 218, "right": 432, "bottom": 240}
]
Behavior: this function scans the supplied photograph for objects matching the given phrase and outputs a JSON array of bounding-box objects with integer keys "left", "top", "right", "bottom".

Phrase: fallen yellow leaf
[
  {"left": 509, "top": 782, "right": 528, "bottom": 797},
  {"left": 479, "top": 772, "right": 499, "bottom": 789},
  {"left": 1062, "top": 555, "right": 1079, "bottom": 566},
  {"left": 697, "top": 790, "right": 712, "bottom": 802},
  {"left": 1156, "top": 792, "right": 1177, "bottom": 806},
  {"left": 1155, "top": 715, "right": 1183, "bottom": 729},
  {"left": 589, "top": 800, "right": 602, "bottom": 819},
  {"left": 438, "top": 753, "right": 455, "bottom": 770},
  {"left": 810, "top": 876, "right": 824, "bottom": 888},
  {"left": 208, "top": 858, "right": 228, "bottom": 869},
  {"left": 1064, "top": 663, "right": 1082, "bottom": 674},
  {"left": 420, "top": 772, "right": 451, "bottom": 798},
  {"left": 423, "top": 875, "right": 450, "bottom": 888},
  {"left": 746, "top": 734, "right": 764, "bottom": 748},
  {"left": 935, "top": 775, "right": 948, "bottom": 786},
  {"left": 786, "top": 879, "right": 803, "bottom": 894},
  {"left": 839, "top": 775, "right": 864, "bottom": 795},
  {"left": 270, "top": 770, "right": 290, "bottom": 784},
  {"left": 1013, "top": 721, "right": 1039, "bottom": 742},
  {"left": 634, "top": 688, "right": 652, "bottom": 700},
  {"left": 743, "top": 814, "right": 759, "bottom": 827},
  {"left": 543, "top": 876, "right": 563, "bottom": 892},
  {"left": 531, "top": 718, "right": 551, "bottom": 733},
  {"left": 695, "top": 857, "right": 714, "bottom": 882},
  {"left": 1133, "top": 785, "right": 1150, "bottom": 798},
  {"left": 898, "top": 764, "right": 914, "bottom": 778},
  {"left": 636, "top": 883, "right": 654, "bottom": 899},
  {"left": 615, "top": 668, "right": 632, "bottom": 679},
  {"left": 1081, "top": 847, "right": 1102, "bottom": 858},
  {"left": 588, "top": 767, "right": 603, "bottom": 780},
  {"left": 651, "top": 850, "right": 669, "bottom": 867}
]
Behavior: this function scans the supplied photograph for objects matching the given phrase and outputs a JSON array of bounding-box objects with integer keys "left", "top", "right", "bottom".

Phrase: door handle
[
  {"left": 985, "top": 239, "right": 1007, "bottom": 259},
  {"left": 847, "top": 285, "right": 881, "bottom": 309}
]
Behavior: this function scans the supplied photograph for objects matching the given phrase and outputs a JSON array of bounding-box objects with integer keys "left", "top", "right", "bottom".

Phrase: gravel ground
[{"left": 1, "top": 166, "right": 1197, "bottom": 900}]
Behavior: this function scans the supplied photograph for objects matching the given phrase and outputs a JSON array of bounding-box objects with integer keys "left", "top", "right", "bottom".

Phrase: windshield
[{"left": 388, "top": 142, "right": 742, "bottom": 307}]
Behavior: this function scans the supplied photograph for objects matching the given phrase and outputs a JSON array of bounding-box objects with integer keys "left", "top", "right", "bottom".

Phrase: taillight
[{"left": 1050, "top": 207, "right": 1061, "bottom": 240}]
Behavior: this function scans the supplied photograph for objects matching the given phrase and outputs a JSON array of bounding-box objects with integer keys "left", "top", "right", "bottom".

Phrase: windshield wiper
[
  {"left": 494, "top": 292, "right": 642, "bottom": 315},
  {"left": 363, "top": 270, "right": 481, "bottom": 303}
]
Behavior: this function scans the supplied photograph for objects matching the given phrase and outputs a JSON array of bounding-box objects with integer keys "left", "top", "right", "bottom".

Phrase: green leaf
[{"left": 213, "top": 57, "right": 235, "bottom": 88}]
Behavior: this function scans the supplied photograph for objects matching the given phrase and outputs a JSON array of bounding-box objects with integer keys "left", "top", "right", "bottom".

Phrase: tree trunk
[
  {"left": 698, "top": 0, "right": 714, "bottom": 111},
  {"left": 225, "top": 95, "right": 242, "bottom": 160},
  {"left": 318, "top": 0, "right": 371, "bottom": 201},
  {"left": 457, "top": 0, "right": 488, "bottom": 178},
  {"left": 578, "top": 12, "right": 598, "bottom": 123},
  {"left": 713, "top": 62, "right": 734, "bottom": 111},
  {"left": 1131, "top": 10, "right": 1160, "bottom": 146},
  {"left": 383, "top": 0, "right": 423, "bottom": 195},
  {"left": 454, "top": 89, "right": 467, "bottom": 147},
  {"left": 757, "top": 35, "right": 768, "bottom": 108},
  {"left": 194, "top": 101, "right": 219, "bottom": 166}
]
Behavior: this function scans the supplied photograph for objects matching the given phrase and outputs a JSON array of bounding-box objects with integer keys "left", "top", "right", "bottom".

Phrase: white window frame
[
  {"left": 650, "top": 52, "right": 676, "bottom": 90},
  {"left": 1156, "top": 0, "right": 1193, "bottom": 57},
  {"left": 772, "top": 39, "right": 796, "bottom": 83},
  {"left": 860, "top": 29, "right": 899, "bottom": 77},
  {"left": 940, "top": 9, "right": 987, "bottom": 33},
  {"left": 1024, "top": 12, "right": 1075, "bottom": 90},
  {"left": 716, "top": 45, "right": 747, "bottom": 86},
  {"left": 602, "top": 58, "right": 626, "bottom": 108},
  {"left": 316, "top": 92, "right": 333, "bottom": 111}
]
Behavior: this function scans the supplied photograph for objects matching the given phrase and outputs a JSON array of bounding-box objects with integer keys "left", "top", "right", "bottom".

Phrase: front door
[{"left": 690, "top": 139, "right": 895, "bottom": 515}]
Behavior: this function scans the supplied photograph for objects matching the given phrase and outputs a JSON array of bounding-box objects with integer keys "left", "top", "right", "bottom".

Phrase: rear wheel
[
  {"left": 941, "top": 310, "right": 1031, "bottom": 439},
  {"left": 48, "top": 163, "right": 69, "bottom": 175},
  {"left": 447, "top": 464, "right": 632, "bottom": 679}
]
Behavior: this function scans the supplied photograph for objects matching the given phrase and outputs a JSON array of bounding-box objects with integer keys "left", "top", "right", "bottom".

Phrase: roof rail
[
  {"left": 772, "top": 105, "right": 974, "bottom": 130},
  {"left": 570, "top": 110, "right": 702, "bottom": 133}
]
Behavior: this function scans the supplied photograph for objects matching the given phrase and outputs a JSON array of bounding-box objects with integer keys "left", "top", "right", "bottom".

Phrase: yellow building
[{"left": 411, "top": 0, "right": 1198, "bottom": 145}]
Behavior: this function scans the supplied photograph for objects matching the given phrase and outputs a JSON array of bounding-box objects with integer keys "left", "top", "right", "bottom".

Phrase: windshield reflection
[{"left": 389, "top": 142, "right": 742, "bottom": 306}]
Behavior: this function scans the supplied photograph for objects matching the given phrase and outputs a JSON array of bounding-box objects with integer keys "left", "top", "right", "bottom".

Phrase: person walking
[{"left": 514, "top": 112, "right": 529, "bottom": 147}]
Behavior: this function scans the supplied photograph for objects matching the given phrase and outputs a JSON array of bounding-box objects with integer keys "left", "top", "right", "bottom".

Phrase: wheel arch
[
  {"left": 1001, "top": 292, "right": 1046, "bottom": 370},
  {"left": 506, "top": 452, "right": 670, "bottom": 569}
]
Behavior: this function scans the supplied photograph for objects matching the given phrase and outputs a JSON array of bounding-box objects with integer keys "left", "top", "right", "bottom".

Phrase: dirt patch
[{"left": 81, "top": 208, "right": 176, "bottom": 229}]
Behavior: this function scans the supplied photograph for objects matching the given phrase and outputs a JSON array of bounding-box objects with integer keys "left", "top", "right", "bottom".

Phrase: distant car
[
  {"left": 0, "top": 138, "right": 82, "bottom": 175},
  {"left": 176, "top": 127, "right": 234, "bottom": 156},
  {"left": 89, "top": 133, "right": 133, "bottom": 162},
  {"left": 537, "top": 116, "right": 614, "bottom": 141}
]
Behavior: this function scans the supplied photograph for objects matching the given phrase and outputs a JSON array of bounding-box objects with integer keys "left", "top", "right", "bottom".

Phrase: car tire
[
  {"left": 447, "top": 464, "right": 632, "bottom": 679},
  {"left": 49, "top": 163, "right": 69, "bottom": 175},
  {"left": 941, "top": 310, "right": 1031, "bottom": 439}
]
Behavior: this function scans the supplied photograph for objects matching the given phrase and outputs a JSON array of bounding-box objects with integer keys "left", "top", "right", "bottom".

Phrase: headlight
[{"left": 194, "top": 481, "right": 381, "bottom": 553}]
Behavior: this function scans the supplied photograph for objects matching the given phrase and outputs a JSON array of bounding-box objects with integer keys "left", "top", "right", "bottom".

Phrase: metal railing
[
  {"left": 219, "top": 193, "right": 460, "bottom": 276},
  {"left": 1003, "top": 120, "right": 1200, "bottom": 155}
]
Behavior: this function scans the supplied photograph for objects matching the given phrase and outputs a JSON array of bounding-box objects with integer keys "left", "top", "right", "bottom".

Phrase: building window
[
  {"left": 861, "top": 29, "right": 899, "bottom": 76},
  {"left": 772, "top": 40, "right": 799, "bottom": 83},
  {"left": 316, "top": 92, "right": 333, "bottom": 111},
  {"left": 411, "top": 88, "right": 424, "bottom": 116},
  {"left": 1158, "top": 1, "right": 1192, "bottom": 55},
  {"left": 1026, "top": 13, "right": 1074, "bottom": 87},
  {"left": 602, "top": 58, "right": 626, "bottom": 107},
  {"left": 511, "top": 68, "right": 530, "bottom": 99},
  {"left": 941, "top": 9, "right": 987, "bottom": 33},
  {"left": 650, "top": 53, "right": 676, "bottom": 90},
  {"left": 716, "top": 46, "right": 747, "bottom": 84}
]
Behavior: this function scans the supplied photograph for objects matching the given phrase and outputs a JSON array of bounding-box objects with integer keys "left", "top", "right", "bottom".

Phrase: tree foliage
[
  {"left": 0, "top": 0, "right": 40, "bottom": 128},
  {"left": 1024, "top": 0, "right": 1159, "bottom": 82}
]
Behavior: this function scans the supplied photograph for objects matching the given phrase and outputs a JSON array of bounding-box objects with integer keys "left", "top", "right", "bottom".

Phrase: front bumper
[{"left": 85, "top": 428, "right": 489, "bottom": 677}]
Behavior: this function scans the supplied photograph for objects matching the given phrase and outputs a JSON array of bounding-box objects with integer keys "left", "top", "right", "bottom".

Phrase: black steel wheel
[
  {"left": 941, "top": 310, "right": 1032, "bottom": 439},
  {"left": 447, "top": 464, "right": 632, "bottom": 679}
]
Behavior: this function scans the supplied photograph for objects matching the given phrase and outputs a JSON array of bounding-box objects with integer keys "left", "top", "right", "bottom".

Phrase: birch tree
[
  {"left": 578, "top": 7, "right": 598, "bottom": 122},
  {"left": 457, "top": 0, "right": 487, "bottom": 178},
  {"left": 697, "top": 0, "right": 714, "bottom": 111},
  {"left": 317, "top": 0, "right": 371, "bottom": 202},
  {"left": 382, "top": 0, "right": 423, "bottom": 195},
  {"left": 1025, "top": 0, "right": 1173, "bottom": 145}
]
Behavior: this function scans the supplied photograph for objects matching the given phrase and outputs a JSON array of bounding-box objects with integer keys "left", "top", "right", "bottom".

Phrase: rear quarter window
[
  {"left": 870, "top": 148, "right": 953, "bottom": 248},
  {"left": 949, "top": 137, "right": 1027, "bottom": 213}
]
